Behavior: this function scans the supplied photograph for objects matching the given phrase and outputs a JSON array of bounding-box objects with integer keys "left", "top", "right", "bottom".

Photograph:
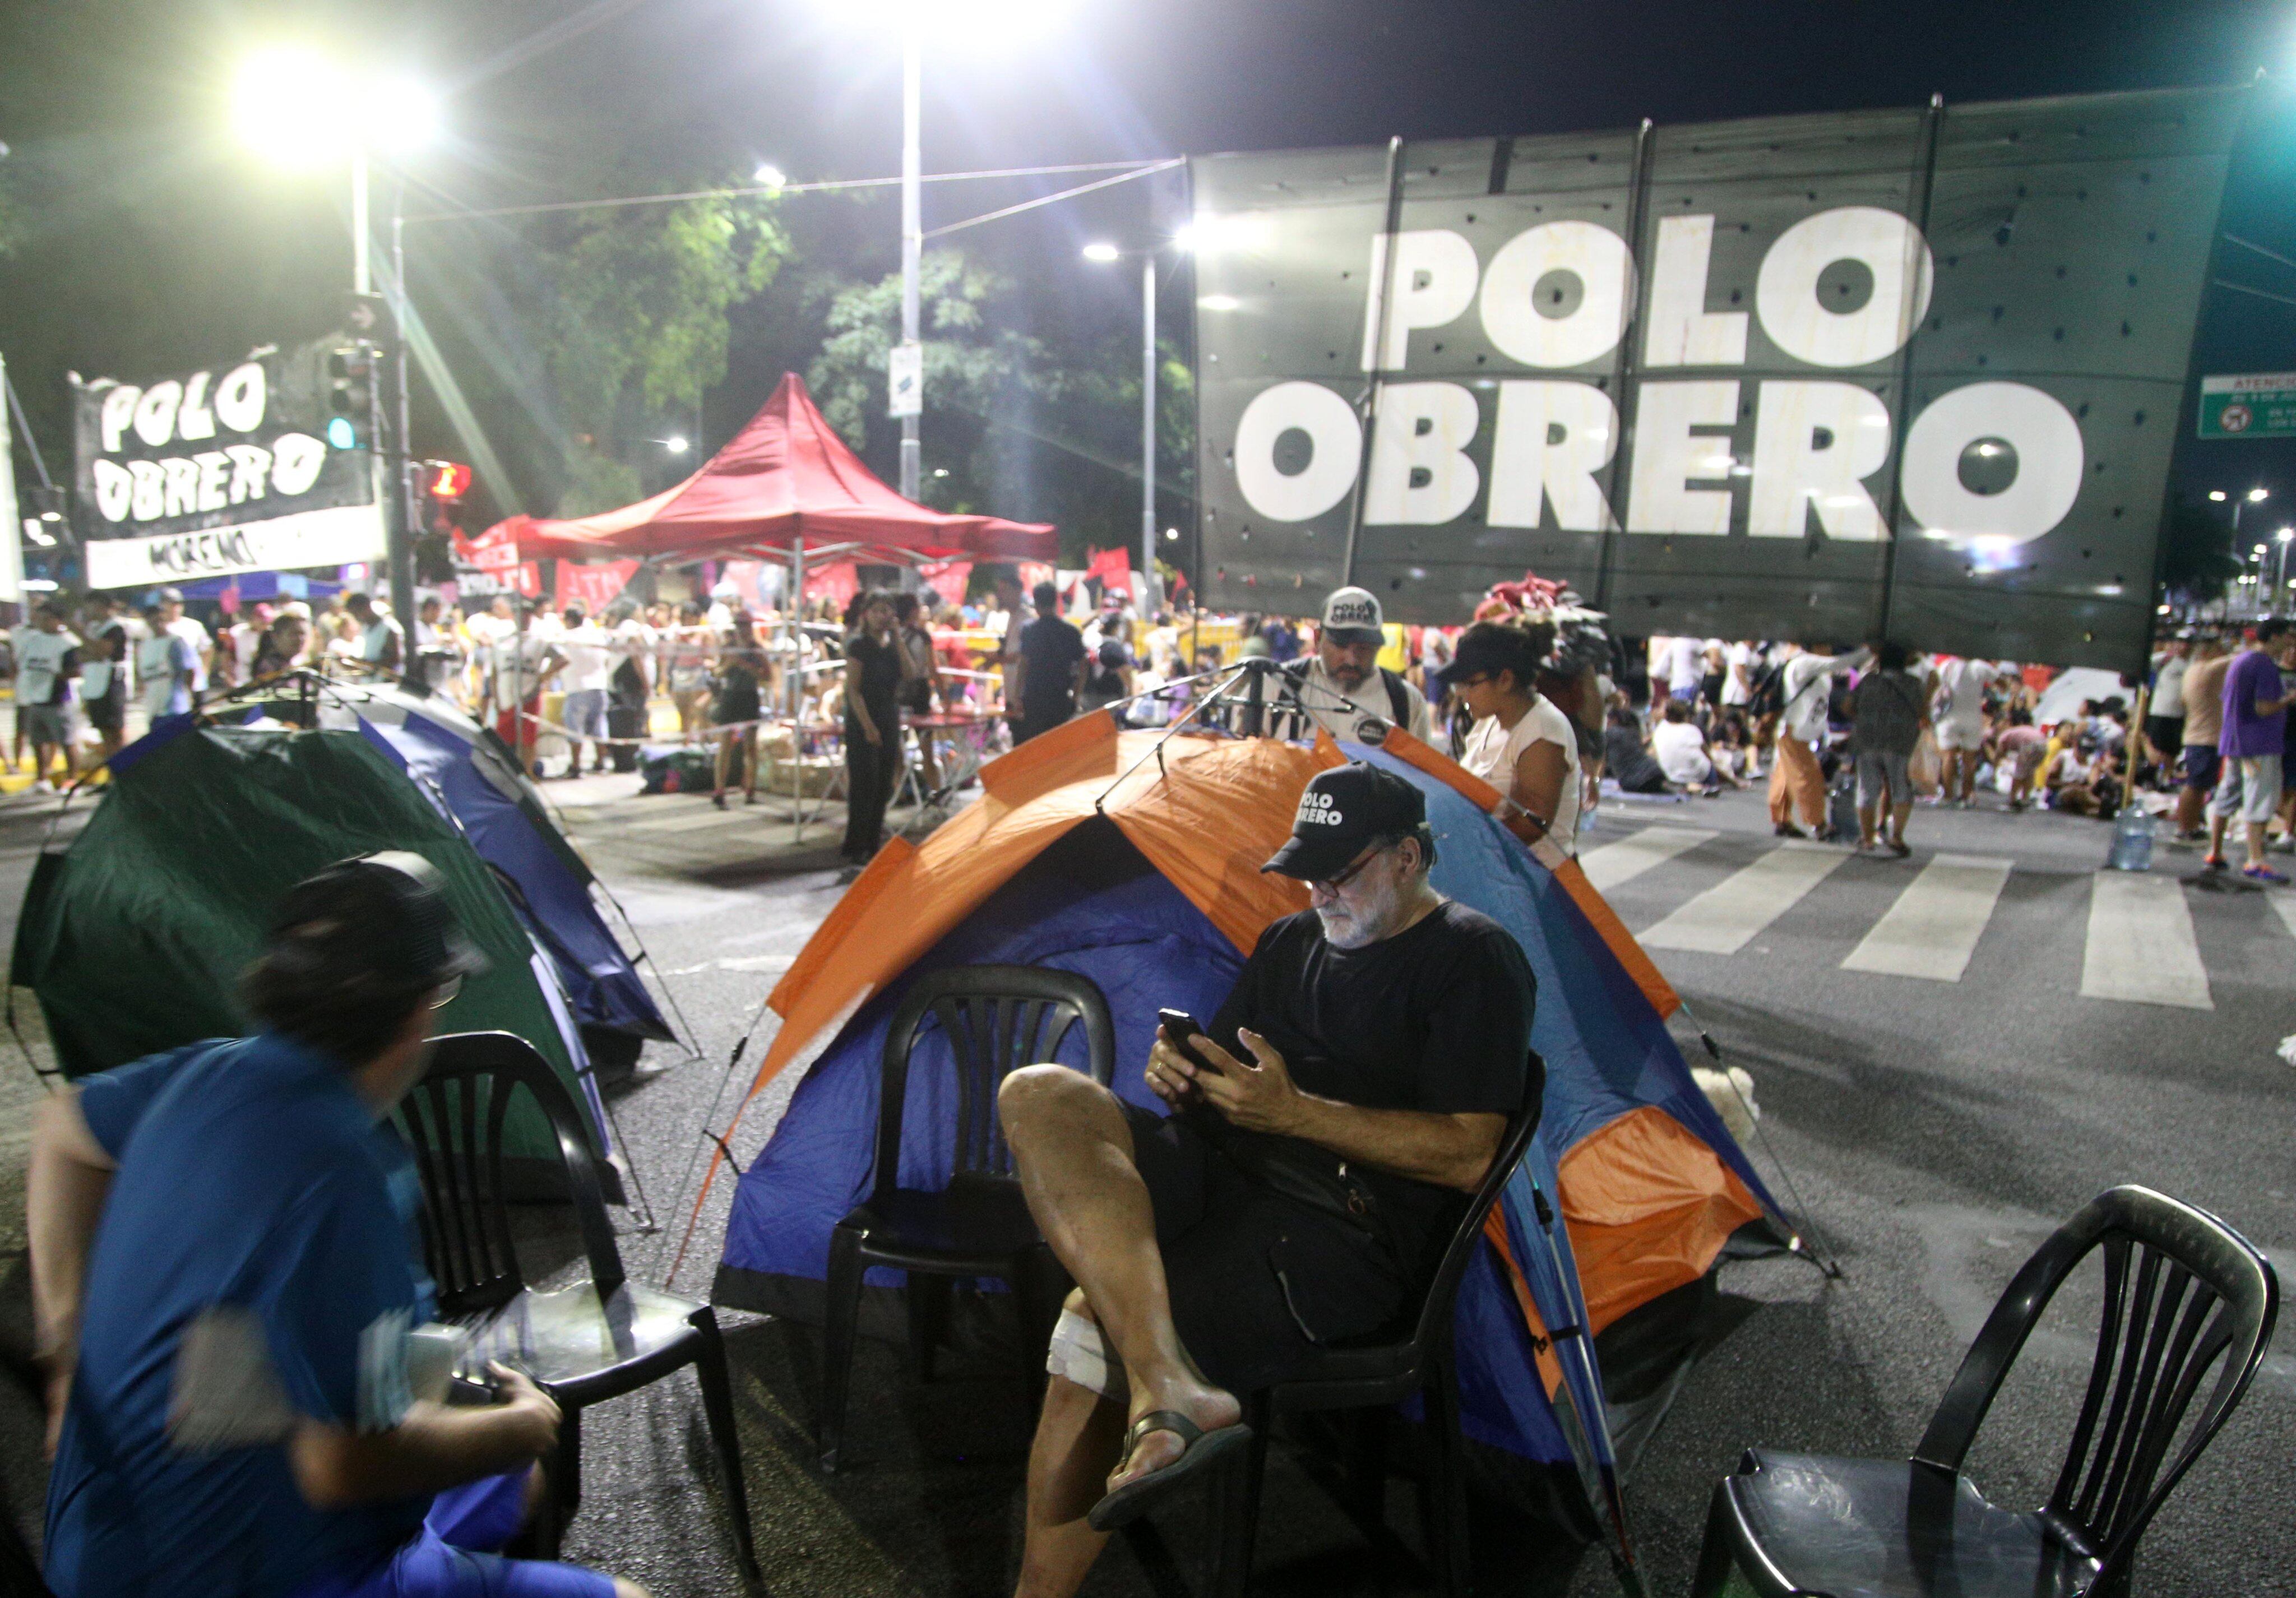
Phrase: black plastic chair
[
  {"left": 1692, "top": 1185, "right": 2279, "bottom": 1598},
  {"left": 1206, "top": 1052, "right": 1547, "bottom": 1598},
  {"left": 816, "top": 964, "right": 1115, "bottom": 1471},
  {"left": 392, "top": 1031, "right": 760, "bottom": 1582}
]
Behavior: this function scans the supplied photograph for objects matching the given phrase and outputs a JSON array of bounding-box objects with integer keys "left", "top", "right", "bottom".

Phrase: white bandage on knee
[{"left": 1044, "top": 1306, "right": 1127, "bottom": 1401}]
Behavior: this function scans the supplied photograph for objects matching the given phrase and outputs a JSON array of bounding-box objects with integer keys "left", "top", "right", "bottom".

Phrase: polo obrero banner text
[{"left": 1191, "top": 87, "right": 2244, "bottom": 669}]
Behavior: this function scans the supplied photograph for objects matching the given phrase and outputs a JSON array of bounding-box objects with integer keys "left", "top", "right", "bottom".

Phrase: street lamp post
[
  {"left": 233, "top": 49, "right": 434, "bottom": 645},
  {"left": 899, "top": 26, "right": 923, "bottom": 503},
  {"left": 1084, "top": 241, "right": 1164, "bottom": 611}
]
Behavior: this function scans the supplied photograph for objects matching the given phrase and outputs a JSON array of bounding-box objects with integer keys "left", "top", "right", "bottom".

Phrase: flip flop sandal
[{"left": 1086, "top": 1410, "right": 1253, "bottom": 1532}]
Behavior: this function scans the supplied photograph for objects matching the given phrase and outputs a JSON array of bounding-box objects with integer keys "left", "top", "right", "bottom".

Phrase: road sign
[
  {"left": 887, "top": 342, "right": 922, "bottom": 419},
  {"left": 2198, "top": 373, "right": 2296, "bottom": 439}
]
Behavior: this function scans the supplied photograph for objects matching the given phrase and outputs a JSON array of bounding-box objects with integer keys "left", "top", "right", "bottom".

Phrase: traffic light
[
  {"left": 327, "top": 342, "right": 377, "bottom": 448},
  {"left": 425, "top": 461, "right": 473, "bottom": 502}
]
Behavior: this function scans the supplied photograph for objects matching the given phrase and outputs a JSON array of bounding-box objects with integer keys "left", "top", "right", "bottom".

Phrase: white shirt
[
  {"left": 1933, "top": 658, "right": 1995, "bottom": 728},
  {"left": 490, "top": 632, "right": 556, "bottom": 706},
  {"left": 610, "top": 619, "right": 656, "bottom": 686},
  {"left": 167, "top": 615, "right": 211, "bottom": 690},
  {"left": 1720, "top": 643, "right": 1756, "bottom": 706},
  {"left": 135, "top": 632, "right": 192, "bottom": 715},
  {"left": 1665, "top": 636, "right": 1704, "bottom": 692},
  {"left": 1461, "top": 696, "right": 1581, "bottom": 855},
  {"left": 18, "top": 628, "right": 78, "bottom": 706},
  {"left": 1290, "top": 658, "right": 1435, "bottom": 745},
  {"left": 559, "top": 624, "right": 614, "bottom": 693},
  {"left": 358, "top": 615, "right": 406, "bottom": 665},
  {"left": 1652, "top": 719, "right": 1714, "bottom": 784},
  {"left": 2151, "top": 653, "right": 2188, "bottom": 719},
  {"left": 1780, "top": 647, "right": 1869, "bottom": 743}
]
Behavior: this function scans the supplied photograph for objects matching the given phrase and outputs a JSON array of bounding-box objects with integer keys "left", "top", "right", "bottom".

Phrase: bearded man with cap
[
  {"left": 1280, "top": 586, "right": 1434, "bottom": 745},
  {"left": 28, "top": 854, "right": 647, "bottom": 1598},
  {"left": 997, "top": 762, "right": 1536, "bottom": 1594}
]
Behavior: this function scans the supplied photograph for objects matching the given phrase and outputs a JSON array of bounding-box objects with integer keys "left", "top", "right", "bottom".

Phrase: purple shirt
[{"left": 2218, "top": 649, "right": 2286, "bottom": 759}]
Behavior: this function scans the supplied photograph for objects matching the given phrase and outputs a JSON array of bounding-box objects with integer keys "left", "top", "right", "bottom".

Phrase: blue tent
[{"left": 712, "top": 725, "right": 1794, "bottom": 1567}]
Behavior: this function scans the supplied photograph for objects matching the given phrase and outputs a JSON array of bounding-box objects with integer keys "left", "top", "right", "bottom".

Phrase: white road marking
[
  {"left": 1640, "top": 842, "right": 1850, "bottom": 955},
  {"left": 1577, "top": 828, "right": 1718, "bottom": 895},
  {"left": 2081, "top": 873, "right": 2211, "bottom": 1010},
  {"left": 1841, "top": 854, "right": 2012, "bottom": 982},
  {"left": 2270, "top": 891, "right": 2296, "bottom": 944}
]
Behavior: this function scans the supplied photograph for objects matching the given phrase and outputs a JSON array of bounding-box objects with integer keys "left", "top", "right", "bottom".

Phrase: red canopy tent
[{"left": 472, "top": 373, "right": 1055, "bottom": 566}]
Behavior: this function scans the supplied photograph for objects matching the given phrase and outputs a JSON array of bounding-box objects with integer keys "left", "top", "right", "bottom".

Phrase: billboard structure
[
  {"left": 72, "top": 342, "right": 384, "bottom": 591},
  {"left": 1191, "top": 87, "right": 2245, "bottom": 669}
]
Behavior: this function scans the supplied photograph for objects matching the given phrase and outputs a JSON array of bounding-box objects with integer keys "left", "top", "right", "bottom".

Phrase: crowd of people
[{"left": 10, "top": 570, "right": 2288, "bottom": 884}]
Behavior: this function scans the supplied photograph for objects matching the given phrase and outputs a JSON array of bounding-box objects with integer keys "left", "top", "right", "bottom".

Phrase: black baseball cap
[
  {"left": 1262, "top": 762, "right": 1428, "bottom": 882},
  {"left": 263, "top": 851, "right": 488, "bottom": 994}
]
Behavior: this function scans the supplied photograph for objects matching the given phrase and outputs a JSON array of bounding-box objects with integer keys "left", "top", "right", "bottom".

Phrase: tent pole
[{"left": 790, "top": 535, "right": 806, "bottom": 845}]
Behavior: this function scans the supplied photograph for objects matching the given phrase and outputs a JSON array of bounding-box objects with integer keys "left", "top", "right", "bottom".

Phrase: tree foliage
[
  {"left": 535, "top": 190, "right": 789, "bottom": 516},
  {"left": 2159, "top": 502, "right": 2245, "bottom": 605}
]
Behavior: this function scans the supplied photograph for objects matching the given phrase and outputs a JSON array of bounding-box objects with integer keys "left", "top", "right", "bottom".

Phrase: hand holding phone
[{"left": 1156, "top": 1009, "right": 1225, "bottom": 1076}]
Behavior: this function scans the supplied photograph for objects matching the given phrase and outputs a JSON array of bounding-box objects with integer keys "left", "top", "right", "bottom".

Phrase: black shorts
[
  {"left": 2182, "top": 745, "right": 2221, "bottom": 790},
  {"left": 1121, "top": 1101, "right": 1412, "bottom": 1393},
  {"left": 2145, "top": 715, "right": 2182, "bottom": 755}
]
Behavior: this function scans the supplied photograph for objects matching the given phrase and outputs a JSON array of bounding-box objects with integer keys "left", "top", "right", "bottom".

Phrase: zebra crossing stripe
[
  {"left": 1641, "top": 841, "right": 1849, "bottom": 955},
  {"left": 1840, "top": 854, "right": 2012, "bottom": 982},
  {"left": 2081, "top": 873, "right": 2211, "bottom": 1011},
  {"left": 1577, "top": 828, "right": 1718, "bottom": 895}
]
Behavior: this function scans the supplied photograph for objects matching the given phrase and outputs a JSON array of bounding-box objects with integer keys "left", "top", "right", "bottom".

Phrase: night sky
[{"left": 4, "top": 0, "right": 2294, "bottom": 515}]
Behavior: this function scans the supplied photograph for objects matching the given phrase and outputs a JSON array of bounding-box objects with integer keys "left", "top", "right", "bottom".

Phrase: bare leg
[
  {"left": 999, "top": 1068, "right": 1241, "bottom": 1498},
  {"left": 2207, "top": 807, "right": 2230, "bottom": 860},
  {"left": 2245, "top": 818, "right": 2270, "bottom": 872},
  {"left": 1015, "top": 1324, "right": 1130, "bottom": 1598},
  {"left": 1856, "top": 800, "right": 1878, "bottom": 847},
  {"left": 1890, "top": 797, "right": 1914, "bottom": 847}
]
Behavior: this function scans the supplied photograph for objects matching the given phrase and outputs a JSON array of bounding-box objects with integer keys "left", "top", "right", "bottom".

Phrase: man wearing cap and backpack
[
  {"left": 1278, "top": 587, "right": 1434, "bottom": 745},
  {"left": 996, "top": 762, "right": 1536, "bottom": 1597},
  {"left": 27, "top": 854, "right": 647, "bottom": 1598}
]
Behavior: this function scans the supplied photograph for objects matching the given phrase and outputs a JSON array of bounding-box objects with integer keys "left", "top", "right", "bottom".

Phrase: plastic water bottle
[{"left": 2107, "top": 804, "right": 2154, "bottom": 873}]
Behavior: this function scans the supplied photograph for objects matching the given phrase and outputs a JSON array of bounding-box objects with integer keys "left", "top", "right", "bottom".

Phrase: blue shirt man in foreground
[{"left": 28, "top": 853, "right": 649, "bottom": 1598}]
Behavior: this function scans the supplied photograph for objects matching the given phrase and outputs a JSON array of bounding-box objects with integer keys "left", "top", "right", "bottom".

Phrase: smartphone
[{"left": 1157, "top": 1009, "right": 1226, "bottom": 1075}]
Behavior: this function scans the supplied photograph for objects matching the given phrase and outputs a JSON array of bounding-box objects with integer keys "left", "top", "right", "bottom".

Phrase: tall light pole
[
  {"left": 232, "top": 48, "right": 437, "bottom": 636},
  {"left": 1084, "top": 240, "right": 1167, "bottom": 610},
  {"left": 899, "top": 26, "right": 923, "bottom": 502}
]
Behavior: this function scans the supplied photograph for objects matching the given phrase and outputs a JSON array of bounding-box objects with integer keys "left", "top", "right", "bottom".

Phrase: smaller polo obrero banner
[
  {"left": 1191, "top": 86, "right": 2246, "bottom": 669},
  {"left": 73, "top": 341, "right": 381, "bottom": 587},
  {"left": 84, "top": 503, "right": 386, "bottom": 591}
]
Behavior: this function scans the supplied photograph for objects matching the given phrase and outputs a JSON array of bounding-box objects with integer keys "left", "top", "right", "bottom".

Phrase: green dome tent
[{"left": 11, "top": 715, "right": 619, "bottom": 1177}]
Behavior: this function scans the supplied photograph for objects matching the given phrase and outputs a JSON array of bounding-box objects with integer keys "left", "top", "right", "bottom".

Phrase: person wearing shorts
[
  {"left": 1849, "top": 642, "right": 1928, "bottom": 857},
  {"left": 2206, "top": 620, "right": 2296, "bottom": 881},
  {"left": 1931, "top": 657, "right": 1998, "bottom": 807},
  {"left": 2177, "top": 633, "right": 2232, "bottom": 840},
  {"left": 997, "top": 763, "right": 1534, "bottom": 1597}
]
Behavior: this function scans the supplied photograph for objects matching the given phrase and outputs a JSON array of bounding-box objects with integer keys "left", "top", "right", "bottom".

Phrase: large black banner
[
  {"left": 72, "top": 341, "right": 382, "bottom": 590},
  {"left": 1191, "top": 87, "right": 2243, "bottom": 668}
]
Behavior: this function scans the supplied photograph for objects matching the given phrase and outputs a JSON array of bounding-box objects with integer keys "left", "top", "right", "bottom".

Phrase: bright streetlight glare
[
  {"left": 2249, "top": 487, "right": 2270, "bottom": 502},
  {"left": 1081, "top": 242, "right": 1121, "bottom": 262},
  {"left": 820, "top": 0, "right": 1073, "bottom": 41},
  {"left": 233, "top": 48, "right": 439, "bottom": 166},
  {"left": 1198, "top": 294, "right": 1242, "bottom": 312},
  {"left": 2279, "top": 527, "right": 2294, "bottom": 542},
  {"left": 2210, "top": 489, "right": 2229, "bottom": 502},
  {"left": 664, "top": 436, "right": 690, "bottom": 455},
  {"left": 753, "top": 164, "right": 788, "bottom": 189}
]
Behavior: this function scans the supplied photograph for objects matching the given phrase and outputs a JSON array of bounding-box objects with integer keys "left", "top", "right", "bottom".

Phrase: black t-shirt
[
  {"left": 844, "top": 631, "right": 904, "bottom": 727},
  {"left": 1207, "top": 901, "right": 1535, "bottom": 1255},
  {"left": 1019, "top": 615, "right": 1086, "bottom": 717}
]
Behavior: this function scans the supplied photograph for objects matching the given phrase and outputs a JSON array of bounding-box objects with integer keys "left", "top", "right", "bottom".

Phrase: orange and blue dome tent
[{"left": 691, "top": 710, "right": 1799, "bottom": 1567}]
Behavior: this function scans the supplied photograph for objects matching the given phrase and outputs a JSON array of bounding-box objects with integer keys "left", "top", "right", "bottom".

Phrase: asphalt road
[{"left": 0, "top": 768, "right": 2289, "bottom": 1597}]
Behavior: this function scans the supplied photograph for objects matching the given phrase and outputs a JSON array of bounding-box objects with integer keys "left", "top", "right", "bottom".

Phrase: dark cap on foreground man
[
  {"left": 996, "top": 762, "right": 1538, "bottom": 1598},
  {"left": 29, "top": 855, "right": 649, "bottom": 1598}
]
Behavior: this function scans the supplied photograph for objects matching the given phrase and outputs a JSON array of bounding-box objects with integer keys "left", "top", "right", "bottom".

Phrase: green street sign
[{"left": 2198, "top": 373, "right": 2296, "bottom": 440}]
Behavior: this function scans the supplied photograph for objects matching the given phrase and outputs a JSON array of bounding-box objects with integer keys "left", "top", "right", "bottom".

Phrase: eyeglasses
[
  {"left": 428, "top": 973, "right": 464, "bottom": 1009},
  {"left": 1311, "top": 841, "right": 1391, "bottom": 896},
  {"left": 1450, "top": 672, "right": 1496, "bottom": 690}
]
